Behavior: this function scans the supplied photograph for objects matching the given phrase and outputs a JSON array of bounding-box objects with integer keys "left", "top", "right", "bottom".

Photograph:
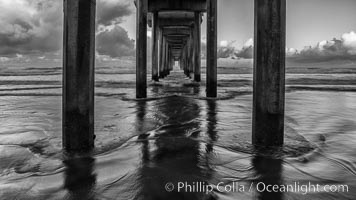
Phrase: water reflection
[
  {"left": 206, "top": 99, "right": 218, "bottom": 153},
  {"left": 193, "top": 85, "right": 200, "bottom": 96},
  {"left": 136, "top": 101, "right": 147, "bottom": 138},
  {"left": 63, "top": 154, "right": 97, "bottom": 200},
  {"left": 135, "top": 86, "right": 216, "bottom": 199},
  {"left": 149, "top": 79, "right": 201, "bottom": 96},
  {"left": 252, "top": 150, "right": 283, "bottom": 200}
]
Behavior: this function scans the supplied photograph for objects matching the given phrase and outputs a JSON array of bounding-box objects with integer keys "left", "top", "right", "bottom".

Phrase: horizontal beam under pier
[{"left": 148, "top": 0, "right": 207, "bottom": 12}]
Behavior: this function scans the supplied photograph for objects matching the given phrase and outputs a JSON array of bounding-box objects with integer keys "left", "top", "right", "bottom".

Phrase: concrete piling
[
  {"left": 206, "top": 0, "right": 218, "bottom": 97},
  {"left": 62, "top": 0, "right": 96, "bottom": 151},
  {"left": 136, "top": 0, "right": 148, "bottom": 98},
  {"left": 151, "top": 12, "right": 159, "bottom": 82},
  {"left": 194, "top": 12, "right": 201, "bottom": 82},
  {"left": 252, "top": 0, "right": 286, "bottom": 146}
]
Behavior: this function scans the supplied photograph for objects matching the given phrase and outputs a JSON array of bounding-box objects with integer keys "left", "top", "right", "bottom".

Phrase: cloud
[
  {"left": 96, "top": 0, "right": 135, "bottom": 58},
  {"left": 0, "top": 0, "right": 62, "bottom": 55},
  {"left": 220, "top": 40, "right": 228, "bottom": 47},
  {"left": 243, "top": 38, "right": 253, "bottom": 48},
  {"left": 96, "top": 26, "right": 135, "bottom": 58},
  {"left": 0, "top": 56, "right": 10, "bottom": 62},
  {"left": 286, "top": 48, "right": 298, "bottom": 57},
  {"left": 299, "top": 39, "right": 345, "bottom": 58},
  {"left": 292, "top": 31, "right": 356, "bottom": 61},
  {"left": 235, "top": 38, "right": 253, "bottom": 59},
  {"left": 341, "top": 31, "right": 356, "bottom": 55},
  {"left": 97, "top": 0, "right": 133, "bottom": 26},
  {"left": 0, "top": 0, "right": 135, "bottom": 59},
  {"left": 217, "top": 41, "right": 235, "bottom": 58},
  {"left": 233, "top": 33, "right": 356, "bottom": 61},
  {"left": 201, "top": 40, "right": 237, "bottom": 59}
]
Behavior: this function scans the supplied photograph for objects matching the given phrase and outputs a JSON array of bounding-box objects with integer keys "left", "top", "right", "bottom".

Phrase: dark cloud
[
  {"left": 218, "top": 45, "right": 235, "bottom": 59},
  {"left": 96, "top": 26, "right": 135, "bottom": 58},
  {"left": 235, "top": 46, "right": 253, "bottom": 59},
  {"left": 96, "top": 0, "right": 135, "bottom": 58},
  {"left": 0, "top": 0, "right": 62, "bottom": 56},
  {"left": 0, "top": 0, "right": 135, "bottom": 59},
  {"left": 97, "top": 0, "right": 133, "bottom": 26}
]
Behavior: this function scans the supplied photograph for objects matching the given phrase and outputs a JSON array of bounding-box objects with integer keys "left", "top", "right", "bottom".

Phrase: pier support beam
[
  {"left": 161, "top": 38, "right": 166, "bottom": 78},
  {"left": 63, "top": 0, "right": 96, "bottom": 151},
  {"left": 159, "top": 29, "right": 164, "bottom": 78},
  {"left": 252, "top": 0, "right": 286, "bottom": 146},
  {"left": 163, "top": 40, "right": 168, "bottom": 77},
  {"left": 188, "top": 31, "right": 194, "bottom": 78},
  {"left": 206, "top": 0, "right": 217, "bottom": 97},
  {"left": 168, "top": 47, "right": 173, "bottom": 73},
  {"left": 183, "top": 43, "right": 189, "bottom": 77},
  {"left": 161, "top": 37, "right": 167, "bottom": 78},
  {"left": 151, "top": 12, "right": 159, "bottom": 82},
  {"left": 194, "top": 12, "right": 201, "bottom": 82},
  {"left": 136, "top": 0, "right": 148, "bottom": 98}
]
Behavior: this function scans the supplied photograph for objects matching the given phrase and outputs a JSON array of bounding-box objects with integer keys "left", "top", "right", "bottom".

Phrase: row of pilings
[{"left": 62, "top": 0, "right": 286, "bottom": 151}]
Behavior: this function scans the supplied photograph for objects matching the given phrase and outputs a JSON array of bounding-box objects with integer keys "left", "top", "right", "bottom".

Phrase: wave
[{"left": 288, "top": 85, "right": 356, "bottom": 92}]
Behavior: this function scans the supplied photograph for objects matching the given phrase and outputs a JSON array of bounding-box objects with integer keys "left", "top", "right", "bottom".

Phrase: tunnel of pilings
[
  {"left": 62, "top": 0, "right": 286, "bottom": 151},
  {"left": 135, "top": 0, "right": 216, "bottom": 99}
]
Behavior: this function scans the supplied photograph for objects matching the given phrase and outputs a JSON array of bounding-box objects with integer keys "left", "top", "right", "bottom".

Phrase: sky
[
  {"left": 122, "top": 0, "right": 356, "bottom": 49},
  {"left": 0, "top": 0, "right": 356, "bottom": 61}
]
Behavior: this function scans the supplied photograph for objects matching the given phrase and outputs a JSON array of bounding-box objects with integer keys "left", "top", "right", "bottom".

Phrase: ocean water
[{"left": 0, "top": 63, "right": 355, "bottom": 200}]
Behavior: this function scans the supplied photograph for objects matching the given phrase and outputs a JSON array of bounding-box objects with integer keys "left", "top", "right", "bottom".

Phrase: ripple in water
[{"left": 0, "top": 71, "right": 355, "bottom": 199}]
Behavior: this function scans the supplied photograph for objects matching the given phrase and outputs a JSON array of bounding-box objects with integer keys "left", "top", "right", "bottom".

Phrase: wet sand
[{"left": 0, "top": 61, "right": 356, "bottom": 199}]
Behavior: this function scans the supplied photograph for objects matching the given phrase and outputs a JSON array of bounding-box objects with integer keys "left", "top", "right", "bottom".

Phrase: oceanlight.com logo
[{"left": 164, "top": 182, "right": 349, "bottom": 195}]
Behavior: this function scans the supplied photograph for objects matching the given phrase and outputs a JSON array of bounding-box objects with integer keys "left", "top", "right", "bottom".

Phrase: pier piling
[
  {"left": 136, "top": 0, "right": 148, "bottom": 98},
  {"left": 194, "top": 12, "right": 202, "bottom": 82},
  {"left": 159, "top": 28, "right": 164, "bottom": 78},
  {"left": 253, "top": 0, "right": 286, "bottom": 146},
  {"left": 151, "top": 12, "right": 159, "bottom": 82},
  {"left": 206, "top": 0, "right": 218, "bottom": 97},
  {"left": 63, "top": 0, "right": 96, "bottom": 151}
]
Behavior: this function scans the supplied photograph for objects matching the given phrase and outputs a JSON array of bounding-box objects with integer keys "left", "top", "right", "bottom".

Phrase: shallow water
[{"left": 0, "top": 68, "right": 356, "bottom": 200}]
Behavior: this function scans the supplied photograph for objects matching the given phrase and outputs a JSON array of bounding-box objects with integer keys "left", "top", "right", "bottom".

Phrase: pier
[{"left": 62, "top": 0, "right": 286, "bottom": 151}]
